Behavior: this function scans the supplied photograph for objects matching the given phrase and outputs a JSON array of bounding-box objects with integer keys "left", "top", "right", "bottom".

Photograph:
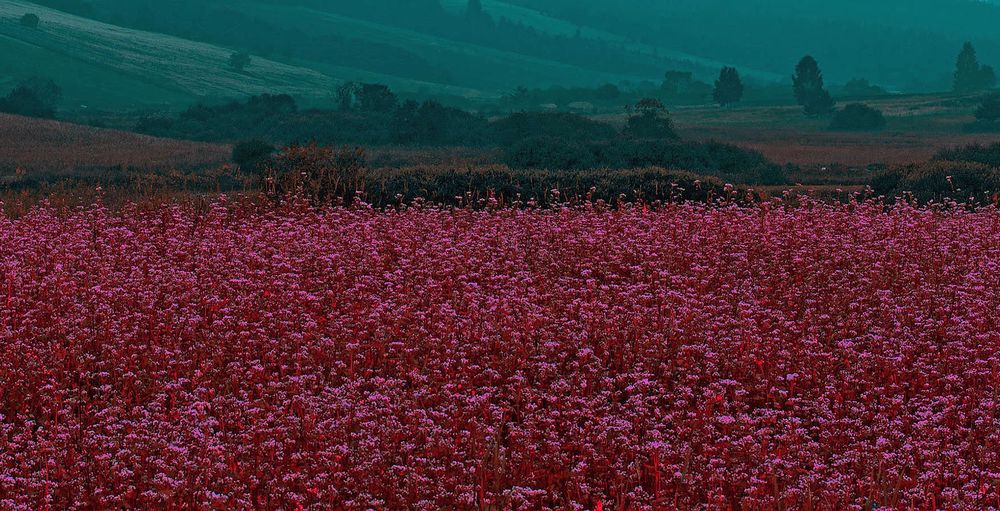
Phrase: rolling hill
[
  {"left": 5, "top": 0, "right": 1000, "bottom": 113},
  {"left": 0, "top": 1, "right": 338, "bottom": 109}
]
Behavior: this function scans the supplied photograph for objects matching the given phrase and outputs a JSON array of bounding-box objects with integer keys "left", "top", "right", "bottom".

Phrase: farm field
[
  {"left": 1, "top": 200, "right": 998, "bottom": 509},
  {"left": 662, "top": 94, "right": 999, "bottom": 167},
  {"left": 0, "top": 113, "right": 230, "bottom": 173}
]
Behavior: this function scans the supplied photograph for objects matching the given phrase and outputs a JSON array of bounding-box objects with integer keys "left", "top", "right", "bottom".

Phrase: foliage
[
  {"left": 934, "top": 141, "right": 1000, "bottom": 167},
  {"left": 0, "top": 78, "right": 62, "bottom": 119},
  {"left": 2, "top": 199, "right": 999, "bottom": 509},
  {"left": 20, "top": 13, "right": 40, "bottom": 28},
  {"left": 489, "top": 111, "right": 616, "bottom": 146},
  {"left": 840, "top": 78, "right": 887, "bottom": 98},
  {"left": 391, "top": 100, "right": 487, "bottom": 146},
  {"left": 963, "top": 93, "right": 1000, "bottom": 132},
  {"left": 953, "top": 42, "right": 997, "bottom": 93},
  {"left": 266, "top": 144, "right": 368, "bottom": 205},
  {"left": 231, "top": 139, "right": 275, "bottom": 172},
  {"left": 829, "top": 103, "right": 886, "bottom": 131},
  {"left": 502, "top": 137, "right": 786, "bottom": 185},
  {"left": 136, "top": 94, "right": 298, "bottom": 141},
  {"left": 502, "top": 136, "right": 596, "bottom": 171},
  {"left": 357, "top": 83, "right": 398, "bottom": 113},
  {"left": 712, "top": 67, "right": 744, "bottom": 107},
  {"left": 623, "top": 99, "right": 678, "bottom": 140},
  {"left": 793, "top": 56, "right": 835, "bottom": 115},
  {"left": 661, "top": 70, "right": 712, "bottom": 102},
  {"left": 976, "top": 94, "right": 1000, "bottom": 122},
  {"left": 228, "top": 51, "right": 251, "bottom": 72},
  {"left": 872, "top": 160, "right": 1000, "bottom": 201},
  {"left": 600, "top": 139, "right": 787, "bottom": 185}
]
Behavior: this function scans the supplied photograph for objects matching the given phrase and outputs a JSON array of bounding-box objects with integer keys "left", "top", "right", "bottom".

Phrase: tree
[
  {"left": 829, "top": 103, "right": 886, "bottom": 131},
  {"left": 713, "top": 67, "right": 744, "bottom": 107},
  {"left": 19, "top": 77, "right": 61, "bottom": 108},
  {"left": 954, "top": 42, "right": 997, "bottom": 93},
  {"left": 976, "top": 94, "right": 1000, "bottom": 121},
  {"left": 624, "top": 98, "right": 678, "bottom": 140},
  {"left": 841, "top": 78, "right": 886, "bottom": 98},
  {"left": 335, "top": 82, "right": 358, "bottom": 111},
  {"left": 229, "top": 52, "right": 251, "bottom": 72},
  {"left": 793, "top": 56, "right": 835, "bottom": 115},
  {"left": 356, "top": 83, "right": 397, "bottom": 113},
  {"left": 0, "top": 78, "right": 61, "bottom": 119},
  {"left": 0, "top": 88, "right": 54, "bottom": 119},
  {"left": 232, "top": 140, "right": 275, "bottom": 172},
  {"left": 20, "top": 13, "right": 39, "bottom": 28}
]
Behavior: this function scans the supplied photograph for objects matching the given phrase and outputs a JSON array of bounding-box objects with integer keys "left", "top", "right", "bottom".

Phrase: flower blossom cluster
[{"left": 1, "top": 200, "right": 999, "bottom": 510}]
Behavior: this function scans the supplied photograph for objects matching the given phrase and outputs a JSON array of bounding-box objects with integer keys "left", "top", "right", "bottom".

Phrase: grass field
[
  {"left": 0, "top": 113, "right": 230, "bottom": 173},
  {"left": 437, "top": 0, "right": 783, "bottom": 82},
  {"left": 0, "top": 1, "right": 337, "bottom": 109},
  {"left": 239, "top": 1, "right": 648, "bottom": 94}
]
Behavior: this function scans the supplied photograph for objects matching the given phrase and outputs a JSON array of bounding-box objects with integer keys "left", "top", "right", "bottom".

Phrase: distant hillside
[
  {"left": 502, "top": 0, "right": 1000, "bottom": 90},
  {"left": 0, "top": 113, "right": 229, "bottom": 172},
  {"left": 0, "top": 0, "right": 341, "bottom": 109},
  {"left": 6, "top": 0, "right": 1000, "bottom": 112},
  {"left": 6, "top": 0, "right": 755, "bottom": 109}
]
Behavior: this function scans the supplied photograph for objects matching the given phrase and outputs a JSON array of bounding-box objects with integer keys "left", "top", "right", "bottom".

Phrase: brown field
[
  {"left": 600, "top": 92, "right": 1000, "bottom": 167},
  {"left": 685, "top": 127, "right": 999, "bottom": 167},
  {"left": 0, "top": 113, "right": 230, "bottom": 173}
]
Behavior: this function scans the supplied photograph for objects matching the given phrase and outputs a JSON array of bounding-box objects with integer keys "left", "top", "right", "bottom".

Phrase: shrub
[
  {"left": 933, "top": 142, "right": 1000, "bottom": 167},
  {"left": 229, "top": 51, "right": 252, "bottom": 72},
  {"left": 488, "top": 112, "right": 617, "bottom": 145},
  {"left": 267, "top": 144, "right": 368, "bottom": 204},
  {"left": 232, "top": 139, "right": 275, "bottom": 172},
  {"left": 601, "top": 140, "right": 786, "bottom": 185},
  {"left": 20, "top": 13, "right": 39, "bottom": 28},
  {"left": 829, "top": 103, "right": 886, "bottom": 131},
  {"left": 623, "top": 109, "right": 678, "bottom": 140},
  {"left": 623, "top": 99, "right": 677, "bottom": 140},
  {"left": 871, "top": 160, "right": 1000, "bottom": 201},
  {"left": 502, "top": 136, "right": 596, "bottom": 171},
  {"left": 0, "top": 86, "right": 54, "bottom": 119},
  {"left": 367, "top": 165, "right": 724, "bottom": 205},
  {"left": 976, "top": 94, "right": 1000, "bottom": 122},
  {"left": 357, "top": 83, "right": 398, "bottom": 113},
  {"left": 966, "top": 94, "right": 1000, "bottom": 132}
]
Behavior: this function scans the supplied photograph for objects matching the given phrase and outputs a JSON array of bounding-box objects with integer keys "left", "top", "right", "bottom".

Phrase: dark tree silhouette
[
  {"left": 0, "top": 78, "right": 61, "bottom": 119},
  {"left": 232, "top": 140, "right": 275, "bottom": 172},
  {"left": 20, "top": 13, "right": 40, "bottom": 28},
  {"left": 829, "top": 103, "right": 886, "bottom": 131},
  {"left": 229, "top": 51, "right": 251, "bottom": 72},
  {"left": 976, "top": 94, "right": 1000, "bottom": 122},
  {"left": 954, "top": 42, "right": 996, "bottom": 93},
  {"left": 357, "top": 83, "right": 398, "bottom": 113},
  {"left": 624, "top": 98, "right": 678, "bottom": 140},
  {"left": 713, "top": 67, "right": 744, "bottom": 107},
  {"left": 793, "top": 56, "right": 835, "bottom": 115},
  {"left": 335, "top": 82, "right": 358, "bottom": 111}
]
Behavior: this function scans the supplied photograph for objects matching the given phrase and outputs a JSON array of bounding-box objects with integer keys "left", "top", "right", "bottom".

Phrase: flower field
[{"left": 1, "top": 199, "right": 999, "bottom": 510}]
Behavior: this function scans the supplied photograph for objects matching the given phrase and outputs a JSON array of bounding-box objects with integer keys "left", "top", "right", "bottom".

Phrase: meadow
[{"left": 1, "top": 197, "right": 998, "bottom": 510}]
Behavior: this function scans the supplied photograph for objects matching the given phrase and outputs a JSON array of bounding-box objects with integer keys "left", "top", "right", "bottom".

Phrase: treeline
[{"left": 135, "top": 88, "right": 788, "bottom": 185}]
